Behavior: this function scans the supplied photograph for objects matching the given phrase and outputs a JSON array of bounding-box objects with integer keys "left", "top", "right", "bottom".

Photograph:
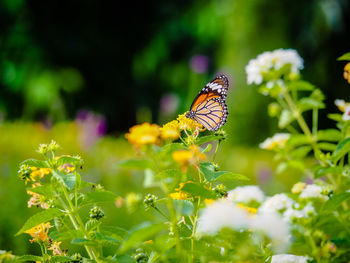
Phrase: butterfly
[{"left": 186, "top": 74, "right": 229, "bottom": 131}]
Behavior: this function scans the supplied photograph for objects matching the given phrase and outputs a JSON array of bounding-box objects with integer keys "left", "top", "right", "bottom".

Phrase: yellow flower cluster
[
  {"left": 125, "top": 123, "right": 161, "bottom": 148},
  {"left": 126, "top": 113, "right": 203, "bottom": 147},
  {"left": 344, "top": 62, "right": 350, "bottom": 84},
  {"left": 172, "top": 145, "right": 206, "bottom": 171},
  {"left": 27, "top": 183, "right": 49, "bottom": 209},
  {"left": 29, "top": 167, "right": 52, "bottom": 181},
  {"left": 237, "top": 203, "right": 258, "bottom": 215},
  {"left": 169, "top": 181, "right": 192, "bottom": 200},
  {"left": 48, "top": 241, "right": 63, "bottom": 256},
  {"left": 25, "top": 222, "right": 52, "bottom": 243}
]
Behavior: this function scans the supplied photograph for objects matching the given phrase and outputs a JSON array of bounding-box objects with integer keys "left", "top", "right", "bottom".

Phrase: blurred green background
[{"left": 0, "top": 0, "right": 349, "bottom": 256}]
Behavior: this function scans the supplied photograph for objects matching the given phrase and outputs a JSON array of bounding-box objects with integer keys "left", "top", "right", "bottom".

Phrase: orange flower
[
  {"left": 125, "top": 123, "right": 160, "bottom": 147},
  {"left": 25, "top": 222, "right": 52, "bottom": 243},
  {"left": 172, "top": 145, "right": 206, "bottom": 171},
  {"left": 27, "top": 183, "right": 49, "bottom": 209}
]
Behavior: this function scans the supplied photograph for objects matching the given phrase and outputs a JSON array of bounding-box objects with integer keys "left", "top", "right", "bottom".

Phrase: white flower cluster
[
  {"left": 245, "top": 49, "right": 304, "bottom": 85},
  {"left": 197, "top": 200, "right": 290, "bottom": 253},
  {"left": 259, "top": 133, "right": 290, "bottom": 150},
  {"left": 334, "top": 99, "right": 350, "bottom": 121},
  {"left": 227, "top": 185, "right": 266, "bottom": 204},
  {"left": 271, "top": 254, "right": 311, "bottom": 263},
  {"left": 259, "top": 193, "right": 294, "bottom": 214},
  {"left": 299, "top": 184, "right": 328, "bottom": 201}
]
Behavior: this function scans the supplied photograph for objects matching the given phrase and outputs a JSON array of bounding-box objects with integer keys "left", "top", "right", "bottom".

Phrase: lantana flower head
[
  {"left": 24, "top": 222, "right": 52, "bottom": 243},
  {"left": 172, "top": 145, "right": 206, "bottom": 171},
  {"left": 246, "top": 49, "right": 303, "bottom": 85},
  {"left": 227, "top": 185, "right": 265, "bottom": 205},
  {"left": 160, "top": 120, "right": 180, "bottom": 140},
  {"left": 259, "top": 133, "right": 290, "bottom": 150},
  {"left": 27, "top": 183, "right": 49, "bottom": 209},
  {"left": 259, "top": 193, "right": 294, "bottom": 214},
  {"left": 177, "top": 113, "right": 202, "bottom": 132},
  {"left": 299, "top": 184, "right": 329, "bottom": 201},
  {"left": 125, "top": 122, "right": 160, "bottom": 148}
]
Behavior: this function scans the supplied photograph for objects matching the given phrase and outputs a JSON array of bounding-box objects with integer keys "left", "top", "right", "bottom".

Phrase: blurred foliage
[
  {"left": 0, "top": 121, "right": 299, "bottom": 255},
  {"left": 0, "top": 0, "right": 349, "bottom": 145}
]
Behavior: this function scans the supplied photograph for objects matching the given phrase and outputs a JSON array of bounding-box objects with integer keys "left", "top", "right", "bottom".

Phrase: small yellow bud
[{"left": 291, "top": 182, "right": 306, "bottom": 194}]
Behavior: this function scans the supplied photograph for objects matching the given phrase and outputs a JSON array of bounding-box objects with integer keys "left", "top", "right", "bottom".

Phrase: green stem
[
  {"left": 213, "top": 140, "right": 221, "bottom": 162},
  {"left": 153, "top": 206, "right": 170, "bottom": 221},
  {"left": 190, "top": 197, "right": 201, "bottom": 263},
  {"left": 312, "top": 108, "right": 318, "bottom": 136},
  {"left": 167, "top": 198, "right": 182, "bottom": 260}
]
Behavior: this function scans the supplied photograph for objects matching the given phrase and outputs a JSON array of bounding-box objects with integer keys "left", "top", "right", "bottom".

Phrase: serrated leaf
[
  {"left": 80, "top": 190, "right": 117, "bottom": 207},
  {"left": 16, "top": 208, "right": 63, "bottom": 235},
  {"left": 173, "top": 199, "right": 194, "bottom": 215},
  {"left": 26, "top": 185, "right": 53, "bottom": 197},
  {"left": 337, "top": 52, "right": 350, "bottom": 61},
  {"left": 71, "top": 238, "right": 96, "bottom": 246},
  {"left": 298, "top": 97, "right": 325, "bottom": 112},
  {"left": 196, "top": 135, "right": 224, "bottom": 145},
  {"left": 314, "top": 166, "right": 342, "bottom": 179},
  {"left": 332, "top": 138, "right": 350, "bottom": 162},
  {"left": 156, "top": 169, "right": 181, "bottom": 179},
  {"left": 20, "top": 159, "right": 49, "bottom": 168},
  {"left": 328, "top": 113, "right": 343, "bottom": 122},
  {"left": 100, "top": 226, "right": 129, "bottom": 238},
  {"left": 317, "top": 129, "right": 342, "bottom": 142},
  {"left": 119, "top": 223, "right": 167, "bottom": 253},
  {"left": 17, "top": 255, "right": 43, "bottom": 262},
  {"left": 50, "top": 256, "right": 74, "bottom": 262},
  {"left": 181, "top": 182, "right": 216, "bottom": 199},
  {"left": 49, "top": 230, "right": 84, "bottom": 241},
  {"left": 199, "top": 163, "right": 248, "bottom": 182},
  {"left": 116, "top": 158, "right": 154, "bottom": 170},
  {"left": 94, "top": 231, "right": 122, "bottom": 245},
  {"left": 56, "top": 156, "right": 83, "bottom": 167},
  {"left": 278, "top": 109, "right": 294, "bottom": 128},
  {"left": 322, "top": 193, "right": 350, "bottom": 212},
  {"left": 288, "top": 80, "right": 315, "bottom": 91},
  {"left": 61, "top": 173, "right": 76, "bottom": 190},
  {"left": 317, "top": 142, "right": 337, "bottom": 151}
]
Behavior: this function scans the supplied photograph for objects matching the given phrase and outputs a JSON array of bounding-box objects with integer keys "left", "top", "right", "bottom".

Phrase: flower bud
[
  {"left": 291, "top": 182, "right": 306, "bottom": 194},
  {"left": 213, "top": 184, "right": 227, "bottom": 197},
  {"left": 143, "top": 194, "right": 158, "bottom": 209},
  {"left": 89, "top": 206, "right": 105, "bottom": 220}
]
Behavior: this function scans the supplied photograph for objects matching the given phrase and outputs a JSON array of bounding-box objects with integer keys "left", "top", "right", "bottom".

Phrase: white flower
[
  {"left": 343, "top": 104, "right": 350, "bottom": 121},
  {"left": 250, "top": 212, "right": 291, "bottom": 253},
  {"left": 283, "top": 203, "right": 316, "bottom": 223},
  {"left": 227, "top": 185, "right": 265, "bottom": 204},
  {"left": 260, "top": 194, "right": 294, "bottom": 214},
  {"left": 196, "top": 200, "right": 249, "bottom": 234},
  {"left": 271, "top": 254, "right": 310, "bottom": 263},
  {"left": 299, "top": 184, "right": 328, "bottom": 200},
  {"left": 259, "top": 133, "right": 290, "bottom": 150},
  {"left": 245, "top": 49, "right": 303, "bottom": 85}
]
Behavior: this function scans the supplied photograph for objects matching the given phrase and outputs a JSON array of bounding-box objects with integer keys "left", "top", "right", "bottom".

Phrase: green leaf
[
  {"left": 332, "top": 138, "right": 350, "bottom": 162},
  {"left": 322, "top": 193, "right": 350, "bottom": 212},
  {"left": 119, "top": 223, "right": 167, "bottom": 253},
  {"left": 289, "top": 80, "right": 315, "bottom": 91},
  {"left": 26, "top": 185, "right": 53, "bottom": 197},
  {"left": 298, "top": 97, "right": 325, "bottom": 112},
  {"left": 80, "top": 190, "right": 117, "bottom": 207},
  {"left": 290, "top": 146, "right": 312, "bottom": 158},
  {"left": 337, "top": 52, "right": 350, "bottom": 61},
  {"left": 16, "top": 208, "right": 63, "bottom": 235},
  {"left": 116, "top": 158, "right": 154, "bottom": 170},
  {"left": 100, "top": 226, "right": 129, "bottom": 238},
  {"left": 278, "top": 109, "right": 294, "bottom": 128},
  {"left": 314, "top": 166, "right": 342, "bottom": 179},
  {"left": 199, "top": 163, "right": 249, "bottom": 182},
  {"left": 201, "top": 143, "right": 212, "bottom": 153},
  {"left": 61, "top": 173, "right": 76, "bottom": 190},
  {"left": 71, "top": 238, "right": 96, "bottom": 246},
  {"left": 287, "top": 134, "right": 311, "bottom": 147},
  {"left": 160, "top": 143, "right": 186, "bottom": 154},
  {"left": 17, "top": 255, "right": 43, "bottom": 262},
  {"left": 173, "top": 200, "right": 194, "bottom": 215},
  {"left": 20, "top": 159, "right": 49, "bottom": 168},
  {"left": 196, "top": 135, "right": 224, "bottom": 145},
  {"left": 49, "top": 230, "right": 84, "bottom": 241},
  {"left": 50, "top": 256, "right": 74, "bottom": 262},
  {"left": 56, "top": 156, "right": 83, "bottom": 167},
  {"left": 156, "top": 169, "right": 181, "bottom": 179},
  {"left": 317, "top": 142, "right": 337, "bottom": 151},
  {"left": 328, "top": 113, "right": 343, "bottom": 122},
  {"left": 94, "top": 231, "right": 122, "bottom": 245},
  {"left": 317, "top": 129, "right": 342, "bottom": 142},
  {"left": 143, "top": 169, "right": 161, "bottom": 188},
  {"left": 181, "top": 182, "right": 216, "bottom": 199}
]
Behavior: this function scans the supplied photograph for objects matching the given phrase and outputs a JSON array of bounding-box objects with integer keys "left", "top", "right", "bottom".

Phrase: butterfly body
[{"left": 186, "top": 75, "right": 229, "bottom": 131}]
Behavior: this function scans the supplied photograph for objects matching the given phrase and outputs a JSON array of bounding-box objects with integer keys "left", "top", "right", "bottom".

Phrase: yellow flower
[
  {"left": 172, "top": 145, "right": 206, "bottom": 171},
  {"left": 169, "top": 191, "right": 188, "bottom": 200},
  {"left": 160, "top": 120, "right": 181, "bottom": 140},
  {"left": 48, "top": 241, "right": 63, "bottom": 256},
  {"left": 177, "top": 113, "right": 202, "bottom": 131},
  {"left": 125, "top": 123, "right": 160, "bottom": 147},
  {"left": 344, "top": 62, "right": 350, "bottom": 84},
  {"left": 291, "top": 182, "right": 306, "bottom": 194},
  {"left": 25, "top": 222, "right": 52, "bottom": 243},
  {"left": 30, "top": 167, "right": 52, "bottom": 181},
  {"left": 237, "top": 203, "right": 258, "bottom": 215},
  {"left": 27, "top": 183, "right": 49, "bottom": 209}
]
